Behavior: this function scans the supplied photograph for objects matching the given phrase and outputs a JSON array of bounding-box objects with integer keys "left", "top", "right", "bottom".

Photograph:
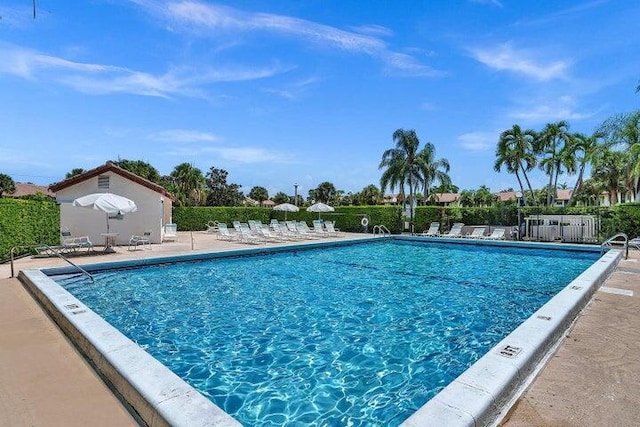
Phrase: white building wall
[{"left": 55, "top": 172, "right": 168, "bottom": 245}]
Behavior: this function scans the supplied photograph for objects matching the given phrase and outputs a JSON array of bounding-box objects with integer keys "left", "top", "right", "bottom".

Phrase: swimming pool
[{"left": 44, "top": 238, "right": 603, "bottom": 426}]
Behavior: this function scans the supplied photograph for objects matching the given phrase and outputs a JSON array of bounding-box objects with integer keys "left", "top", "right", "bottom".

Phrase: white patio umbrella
[
  {"left": 72, "top": 193, "right": 137, "bottom": 233},
  {"left": 273, "top": 202, "right": 299, "bottom": 220},
  {"left": 306, "top": 202, "right": 334, "bottom": 219}
]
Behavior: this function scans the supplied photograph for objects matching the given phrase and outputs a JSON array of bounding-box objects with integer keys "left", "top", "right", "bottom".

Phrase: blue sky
[{"left": 1, "top": 0, "right": 639, "bottom": 198}]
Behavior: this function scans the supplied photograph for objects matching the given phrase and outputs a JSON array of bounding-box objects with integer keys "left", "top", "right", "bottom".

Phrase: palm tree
[
  {"left": 379, "top": 129, "right": 423, "bottom": 233},
  {"left": 599, "top": 111, "right": 640, "bottom": 199},
  {"left": 591, "top": 149, "right": 628, "bottom": 205},
  {"left": 567, "top": 131, "right": 604, "bottom": 206},
  {"left": 494, "top": 125, "right": 537, "bottom": 204},
  {"left": 416, "top": 142, "right": 451, "bottom": 204},
  {"left": 537, "top": 121, "right": 571, "bottom": 206},
  {"left": 170, "top": 163, "right": 206, "bottom": 206}
]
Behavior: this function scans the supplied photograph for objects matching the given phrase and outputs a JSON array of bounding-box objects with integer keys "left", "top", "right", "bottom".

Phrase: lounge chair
[
  {"left": 205, "top": 220, "right": 219, "bottom": 233},
  {"left": 163, "top": 223, "right": 177, "bottom": 242},
  {"left": 216, "top": 223, "right": 239, "bottom": 241},
  {"left": 324, "top": 221, "right": 341, "bottom": 237},
  {"left": 295, "top": 221, "right": 322, "bottom": 239},
  {"left": 237, "top": 223, "right": 264, "bottom": 244},
  {"left": 272, "top": 222, "right": 303, "bottom": 240},
  {"left": 443, "top": 223, "right": 464, "bottom": 238},
  {"left": 61, "top": 230, "right": 93, "bottom": 252},
  {"left": 464, "top": 227, "right": 486, "bottom": 239},
  {"left": 312, "top": 220, "right": 330, "bottom": 237},
  {"left": 128, "top": 231, "right": 151, "bottom": 250},
  {"left": 628, "top": 237, "right": 640, "bottom": 249},
  {"left": 422, "top": 222, "right": 440, "bottom": 237},
  {"left": 483, "top": 228, "right": 506, "bottom": 240}
]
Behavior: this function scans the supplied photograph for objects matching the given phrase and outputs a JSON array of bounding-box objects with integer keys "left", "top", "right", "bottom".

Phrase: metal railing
[
  {"left": 600, "top": 232, "right": 629, "bottom": 259},
  {"left": 10, "top": 244, "right": 94, "bottom": 282},
  {"left": 372, "top": 224, "right": 391, "bottom": 238}
]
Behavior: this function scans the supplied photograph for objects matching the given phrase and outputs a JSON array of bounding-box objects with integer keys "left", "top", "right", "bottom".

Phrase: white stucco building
[{"left": 49, "top": 162, "right": 174, "bottom": 246}]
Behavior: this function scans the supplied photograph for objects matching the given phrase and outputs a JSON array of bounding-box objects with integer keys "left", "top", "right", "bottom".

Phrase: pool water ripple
[{"left": 59, "top": 240, "right": 598, "bottom": 425}]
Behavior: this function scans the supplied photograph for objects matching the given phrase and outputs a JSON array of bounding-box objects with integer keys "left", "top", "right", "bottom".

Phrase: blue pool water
[{"left": 57, "top": 240, "right": 599, "bottom": 425}]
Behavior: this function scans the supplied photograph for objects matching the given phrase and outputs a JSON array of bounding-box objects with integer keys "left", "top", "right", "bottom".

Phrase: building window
[{"left": 98, "top": 175, "right": 110, "bottom": 189}]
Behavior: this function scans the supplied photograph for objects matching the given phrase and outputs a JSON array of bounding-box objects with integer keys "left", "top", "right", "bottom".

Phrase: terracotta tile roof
[
  {"left": 8, "top": 183, "right": 56, "bottom": 198},
  {"left": 435, "top": 193, "right": 460, "bottom": 203},
  {"left": 49, "top": 162, "right": 175, "bottom": 201}
]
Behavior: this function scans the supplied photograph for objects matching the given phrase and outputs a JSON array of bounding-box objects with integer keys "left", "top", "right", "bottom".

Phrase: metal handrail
[
  {"left": 10, "top": 244, "right": 94, "bottom": 282},
  {"left": 372, "top": 224, "right": 391, "bottom": 237},
  {"left": 600, "top": 232, "right": 629, "bottom": 259}
]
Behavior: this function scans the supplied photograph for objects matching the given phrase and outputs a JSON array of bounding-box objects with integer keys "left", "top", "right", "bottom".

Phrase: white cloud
[
  {"left": 149, "top": 129, "right": 220, "bottom": 142},
  {"left": 469, "top": 0, "right": 503, "bottom": 7},
  {"left": 135, "top": 0, "right": 439, "bottom": 77},
  {"left": 458, "top": 131, "right": 495, "bottom": 151},
  {"left": 469, "top": 43, "right": 569, "bottom": 81},
  {"left": 0, "top": 43, "right": 286, "bottom": 98},
  {"left": 508, "top": 96, "right": 593, "bottom": 123}
]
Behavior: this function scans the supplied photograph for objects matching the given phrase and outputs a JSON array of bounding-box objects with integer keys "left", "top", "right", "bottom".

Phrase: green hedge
[
  {"left": 0, "top": 199, "right": 60, "bottom": 260},
  {"left": 172, "top": 205, "right": 404, "bottom": 233}
]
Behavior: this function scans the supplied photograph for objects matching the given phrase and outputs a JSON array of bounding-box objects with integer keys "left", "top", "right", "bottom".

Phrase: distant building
[
  {"left": 6, "top": 182, "right": 55, "bottom": 199},
  {"left": 49, "top": 162, "right": 174, "bottom": 245}
]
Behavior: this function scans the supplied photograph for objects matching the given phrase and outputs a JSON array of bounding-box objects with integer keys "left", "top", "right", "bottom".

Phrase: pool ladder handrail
[
  {"left": 10, "top": 244, "right": 94, "bottom": 282},
  {"left": 372, "top": 224, "right": 391, "bottom": 238},
  {"left": 600, "top": 232, "right": 628, "bottom": 259}
]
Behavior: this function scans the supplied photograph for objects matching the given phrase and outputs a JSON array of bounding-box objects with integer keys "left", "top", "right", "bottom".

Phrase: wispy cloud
[
  {"left": 508, "top": 95, "right": 593, "bottom": 123},
  {"left": 514, "top": 0, "right": 608, "bottom": 26},
  {"left": 133, "top": 0, "right": 440, "bottom": 77},
  {"left": 469, "top": 42, "right": 569, "bottom": 81},
  {"left": 262, "top": 76, "right": 321, "bottom": 100},
  {"left": 469, "top": 0, "right": 503, "bottom": 7},
  {"left": 0, "top": 43, "right": 287, "bottom": 97},
  {"left": 149, "top": 129, "right": 220, "bottom": 142},
  {"left": 458, "top": 131, "right": 495, "bottom": 151}
]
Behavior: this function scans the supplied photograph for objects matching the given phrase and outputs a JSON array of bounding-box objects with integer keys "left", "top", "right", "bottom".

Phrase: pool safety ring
[{"left": 361, "top": 217, "right": 369, "bottom": 227}]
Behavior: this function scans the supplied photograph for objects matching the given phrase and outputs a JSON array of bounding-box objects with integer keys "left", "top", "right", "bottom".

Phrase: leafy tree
[
  {"left": 205, "top": 167, "right": 244, "bottom": 206},
  {"left": 598, "top": 111, "right": 640, "bottom": 197},
  {"left": 170, "top": 163, "right": 206, "bottom": 206},
  {"left": 494, "top": 125, "right": 537, "bottom": 204},
  {"left": 0, "top": 173, "right": 16, "bottom": 197},
  {"left": 591, "top": 150, "right": 627, "bottom": 205},
  {"left": 272, "top": 192, "right": 290, "bottom": 204},
  {"left": 537, "top": 121, "right": 572, "bottom": 206},
  {"left": 311, "top": 181, "right": 337, "bottom": 203},
  {"left": 248, "top": 186, "right": 269, "bottom": 203},
  {"left": 432, "top": 182, "right": 459, "bottom": 193},
  {"left": 65, "top": 168, "right": 86, "bottom": 179},
  {"left": 459, "top": 190, "right": 475, "bottom": 207},
  {"left": 379, "top": 129, "right": 425, "bottom": 232},
  {"left": 358, "top": 184, "right": 382, "bottom": 205},
  {"left": 567, "top": 131, "right": 605, "bottom": 206},
  {"left": 474, "top": 185, "right": 497, "bottom": 206},
  {"left": 111, "top": 159, "right": 161, "bottom": 183},
  {"left": 417, "top": 142, "right": 451, "bottom": 204}
]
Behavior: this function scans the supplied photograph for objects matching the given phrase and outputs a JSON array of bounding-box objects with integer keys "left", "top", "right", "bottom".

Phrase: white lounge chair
[
  {"left": 312, "top": 220, "right": 330, "bottom": 237},
  {"left": 128, "top": 231, "right": 151, "bottom": 250},
  {"left": 464, "top": 227, "right": 486, "bottom": 239},
  {"left": 295, "top": 222, "right": 322, "bottom": 239},
  {"left": 163, "top": 223, "right": 177, "bottom": 242},
  {"left": 324, "top": 221, "right": 341, "bottom": 237},
  {"left": 205, "top": 220, "right": 219, "bottom": 233},
  {"left": 483, "top": 228, "right": 506, "bottom": 240},
  {"left": 61, "top": 230, "right": 93, "bottom": 252},
  {"left": 238, "top": 223, "right": 264, "bottom": 244},
  {"left": 216, "top": 223, "right": 239, "bottom": 241},
  {"left": 422, "top": 222, "right": 440, "bottom": 237},
  {"left": 443, "top": 223, "right": 464, "bottom": 238}
]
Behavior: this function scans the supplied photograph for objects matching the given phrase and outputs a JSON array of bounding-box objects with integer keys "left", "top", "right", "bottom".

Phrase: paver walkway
[
  {"left": 1, "top": 233, "right": 639, "bottom": 426},
  {"left": 502, "top": 253, "right": 640, "bottom": 426}
]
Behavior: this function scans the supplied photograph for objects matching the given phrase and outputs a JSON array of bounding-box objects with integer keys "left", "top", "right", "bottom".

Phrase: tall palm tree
[
  {"left": 379, "top": 129, "right": 423, "bottom": 233},
  {"left": 416, "top": 142, "right": 451, "bottom": 203},
  {"left": 170, "top": 163, "right": 206, "bottom": 206},
  {"left": 599, "top": 111, "right": 640, "bottom": 199},
  {"left": 591, "top": 150, "right": 628, "bottom": 205},
  {"left": 567, "top": 131, "right": 604, "bottom": 206},
  {"left": 494, "top": 125, "right": 537, "bottom": 204},
  {"left": 537, "top": 121, "right": 571, "bottom": 206}
]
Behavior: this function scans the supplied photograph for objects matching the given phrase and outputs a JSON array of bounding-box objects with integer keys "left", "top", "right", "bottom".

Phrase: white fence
[{"left": 524, "top": 215, "right": 599, "bottom": 243}]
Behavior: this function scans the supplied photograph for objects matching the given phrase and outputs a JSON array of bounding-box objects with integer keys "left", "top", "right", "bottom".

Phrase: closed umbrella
[
  {"left": 273, "top": 202, "right": 299, "bottom": 220},
  {"left": 306, "top": 202, "right": 334, "bottom": 219}
]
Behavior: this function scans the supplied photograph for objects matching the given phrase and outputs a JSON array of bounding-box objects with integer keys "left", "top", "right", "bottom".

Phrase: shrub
[{"left": 0, "top": 199, "right": 59, "bottom": 260}]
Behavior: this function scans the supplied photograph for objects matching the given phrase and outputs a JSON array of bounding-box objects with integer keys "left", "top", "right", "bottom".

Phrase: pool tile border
[
  {"left": 400, "top": 243, "right": 622, "bottom": 427},
  {"left": 17, "top": 237, "right": 620, "bottom": 426}
]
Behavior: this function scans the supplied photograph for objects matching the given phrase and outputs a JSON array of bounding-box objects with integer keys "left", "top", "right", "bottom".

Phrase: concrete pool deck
[{"left": 1, "top": 232, "right": 639, "bottom": 426}]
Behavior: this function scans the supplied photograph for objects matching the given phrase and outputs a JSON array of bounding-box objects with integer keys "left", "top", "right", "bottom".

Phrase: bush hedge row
[{"left": 0, "top": 199, "right": 60, "bottom": 260}]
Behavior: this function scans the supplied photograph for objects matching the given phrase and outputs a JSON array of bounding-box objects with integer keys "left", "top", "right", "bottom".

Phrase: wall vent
[{"left": 98, "top": 175, "right": 110, "bottom": 189}]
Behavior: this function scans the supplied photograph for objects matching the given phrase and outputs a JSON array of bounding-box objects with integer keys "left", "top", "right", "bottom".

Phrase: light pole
[
  {"left": 294, "top": 183, "right": 299, "bottom": 206},
  {"left": 515, "top": 191, "right": 523, "bottom": 240}
]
